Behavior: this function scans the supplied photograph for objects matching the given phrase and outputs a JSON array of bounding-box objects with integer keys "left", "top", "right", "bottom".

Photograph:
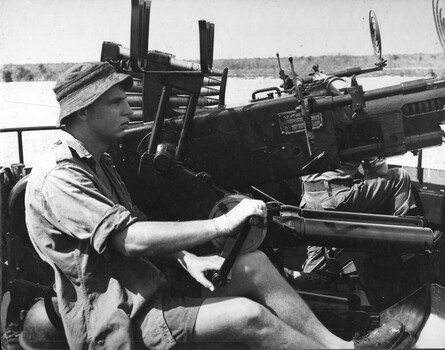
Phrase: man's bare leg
[
  {"left": 193, "top": 296, "right": 332, "bottom": 349},
  {"left": 197, "top": 250, "right": 352, "bottom": 349}
]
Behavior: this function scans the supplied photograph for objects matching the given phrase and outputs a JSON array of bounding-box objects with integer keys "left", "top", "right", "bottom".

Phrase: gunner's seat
[{"left": 2, "top": 174, "right": 68, "bottom": 350}]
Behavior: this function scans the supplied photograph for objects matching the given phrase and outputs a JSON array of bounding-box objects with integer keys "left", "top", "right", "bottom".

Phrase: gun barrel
[
  {"left": 277, "top": 211, "right": 434, "bottom": 253},
  {"left": 276, "top": 52, "right": 283, "bottom": 71},
  {"left": 311, "top": 78, "right": 445, "bottom": 112},
  {"left": 297, "top": 207, "right": 425, "bottom": 227}
]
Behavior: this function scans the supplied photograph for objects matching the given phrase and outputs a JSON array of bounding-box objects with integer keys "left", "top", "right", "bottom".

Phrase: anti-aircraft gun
[
  {"left": 100, "top": 1, "right": 445, "bottom": 346},
  {"left": 2, "top": 0, "right": 445, "bottom": 348}
]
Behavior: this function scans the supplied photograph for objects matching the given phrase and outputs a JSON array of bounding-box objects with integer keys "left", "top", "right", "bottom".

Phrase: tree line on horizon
[{"left": 1, "top": 53, "right": 444, "bottom": 82}]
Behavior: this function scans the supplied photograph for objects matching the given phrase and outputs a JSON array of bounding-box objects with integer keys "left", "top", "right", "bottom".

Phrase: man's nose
[{"left": 122, "top": 100, "right": 133, "bottom": 120}]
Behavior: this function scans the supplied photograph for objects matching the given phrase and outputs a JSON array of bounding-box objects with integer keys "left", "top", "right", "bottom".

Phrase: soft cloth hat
[{"left": 53, "top": 62, "right": 133, "bottom": 127}]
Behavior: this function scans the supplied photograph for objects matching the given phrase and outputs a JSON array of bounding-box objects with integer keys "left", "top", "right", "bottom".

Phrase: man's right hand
[{"left": 214, "top": 199, "right": 266, "bottom": 237}]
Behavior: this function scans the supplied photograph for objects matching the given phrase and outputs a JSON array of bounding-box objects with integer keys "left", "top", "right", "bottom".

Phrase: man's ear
[{"left": 77, "top": 108, "right": 88, "bottom": 121}]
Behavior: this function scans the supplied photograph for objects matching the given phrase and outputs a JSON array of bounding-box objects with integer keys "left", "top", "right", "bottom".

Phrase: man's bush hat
[{"left": 53, "top": 62, "right": 133, "bottom": 127}]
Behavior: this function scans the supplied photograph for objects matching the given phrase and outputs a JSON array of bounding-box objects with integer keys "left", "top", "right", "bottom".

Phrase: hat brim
[{"left": 57, "top": 72, "right": 133, "bottom": 127}]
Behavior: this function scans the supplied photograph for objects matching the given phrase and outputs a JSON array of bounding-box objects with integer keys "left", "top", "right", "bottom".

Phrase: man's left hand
[{"left": 176, "top": 251, "right": 224, "bottom": 291}]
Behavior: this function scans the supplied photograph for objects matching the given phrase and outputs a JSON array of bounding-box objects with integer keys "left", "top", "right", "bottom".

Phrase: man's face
[{"left": 84, "top": 84, "right": 132, "bottom": 144}]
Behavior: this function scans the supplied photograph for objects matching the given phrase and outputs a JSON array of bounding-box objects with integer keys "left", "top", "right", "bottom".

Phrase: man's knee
[
  {"left": 236, "top": 250, "right": 271, "bottom": 276},
  {"left": 387, "top": 167, "right": 411, "bottom": 184},
  {"left": 194, "top": 297, "right": 274, "bottom": 343},
  {"left": 201, "top": 297, "right": 270, "bottom": 330},
  {"left": 229, "top": 298, "right": 274, "bottom": 335}
]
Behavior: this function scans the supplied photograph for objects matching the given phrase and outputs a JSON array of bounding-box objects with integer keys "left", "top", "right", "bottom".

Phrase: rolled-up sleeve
[
  {"left": 41, "top": 164, "right": 139, "bottom": 256},
  {"left": 92, "top": 205, "right": 138, "bottom": 254}
]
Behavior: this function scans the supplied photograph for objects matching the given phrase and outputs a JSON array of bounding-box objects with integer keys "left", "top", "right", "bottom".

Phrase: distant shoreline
[{"left": 2, "top": 53, "right": 444, "bottom": 82}]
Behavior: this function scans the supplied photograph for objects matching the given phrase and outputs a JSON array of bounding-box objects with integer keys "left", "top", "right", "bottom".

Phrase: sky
[{"left": 0, "top": 0, "right": 444, "bottom": 65}]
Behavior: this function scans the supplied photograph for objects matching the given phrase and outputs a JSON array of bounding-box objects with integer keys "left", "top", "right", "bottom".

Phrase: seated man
[
  {"left": 300, "top": 158, "right": 416, "bottom": 272},
  {"left": 25, "top": 62, "right": 404, "bottom": 349}
]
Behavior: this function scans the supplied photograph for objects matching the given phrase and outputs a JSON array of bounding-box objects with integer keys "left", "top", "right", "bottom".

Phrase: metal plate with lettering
[{"left": 277, "top": 111, "right": 323, "bottom": 134}]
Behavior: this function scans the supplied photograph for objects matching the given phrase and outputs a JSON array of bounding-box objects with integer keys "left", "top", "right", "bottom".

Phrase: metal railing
[{"left": 0, "top": 126, "right": 61, "bottom": 164}]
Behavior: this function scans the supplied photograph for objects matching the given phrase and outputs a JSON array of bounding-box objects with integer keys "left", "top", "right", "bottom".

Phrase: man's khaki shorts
[{"left": 133, "top": 287, "right": 204, "bottom": 350}]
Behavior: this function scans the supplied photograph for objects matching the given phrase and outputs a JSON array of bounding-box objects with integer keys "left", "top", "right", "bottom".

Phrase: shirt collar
[
  {"left": 59, "top": 131, "right": 113, "bottom": 168},
  {"left": 60, "top": 131, "right": 94, "bottom": 160}
]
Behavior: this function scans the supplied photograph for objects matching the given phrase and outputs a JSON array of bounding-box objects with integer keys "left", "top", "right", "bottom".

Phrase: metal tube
[
  {"left": 147, "top": 85, "right": 171, "bottom": 154},
  {"left": 171, "top": 86, "right": 220, "bottom": 96},
  {"left": 124, "top": 121, "right": 153, "bottom": 136},
  {"left": 278, "top": 213, "right": 434, "bottom": 253},
  {"left": 417, "top": 149, "right": 424, "bottom": 184},
  {"left": 311, "top": 79, "right": 442, "bottom": 112},
  {"left": 301, "top": 218, "right": 434, "bottom": 252},
  {"left": 297, "top": 291, "right": 351, "bottom": 305},
  {"left": 17, "top": 131, "right": 24, "bottom": 164},
  {"left": 0, "top": 126, "right": 60, "bottom": 133},
  {"left": 127, "top": 94, "right": 143, "bottom": 108},
  {"left": 175, "top": 93, "right": 199, "bottom": 161},
  {"left": 298, "top": 208, "right": 424, "bottom": 227},
  {"left": 169, "top": 96, "right": 219, "bottom": 107}
]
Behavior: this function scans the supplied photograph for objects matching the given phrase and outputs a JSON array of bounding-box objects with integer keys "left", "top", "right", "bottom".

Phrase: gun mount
[
  {"left": 2, "top": 1, "right": 445, "bottom": 348},
  {"left": 103, "top": 3, "right": 445, "bottom": 224},
  {"left": 104, "top": 3, "right": 445, "bottom": 346}
]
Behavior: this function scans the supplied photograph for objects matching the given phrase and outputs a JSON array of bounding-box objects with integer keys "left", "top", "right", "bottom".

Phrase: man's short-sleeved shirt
[{"left": 25, "top": 131, "right": 167, "bottom": 349}]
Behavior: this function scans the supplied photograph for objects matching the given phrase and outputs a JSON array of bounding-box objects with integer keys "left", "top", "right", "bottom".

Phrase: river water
[{"left": 1, "top": 76, "right": 444, "bottom": 170}]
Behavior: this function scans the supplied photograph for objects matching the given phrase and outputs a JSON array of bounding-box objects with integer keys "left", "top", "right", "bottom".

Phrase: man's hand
[
  {"left": 213, "top": 199, "right": 266, "bottom": 237},
  {"left": 175, "top": 251, "right": 224, "bottom": 291}
]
